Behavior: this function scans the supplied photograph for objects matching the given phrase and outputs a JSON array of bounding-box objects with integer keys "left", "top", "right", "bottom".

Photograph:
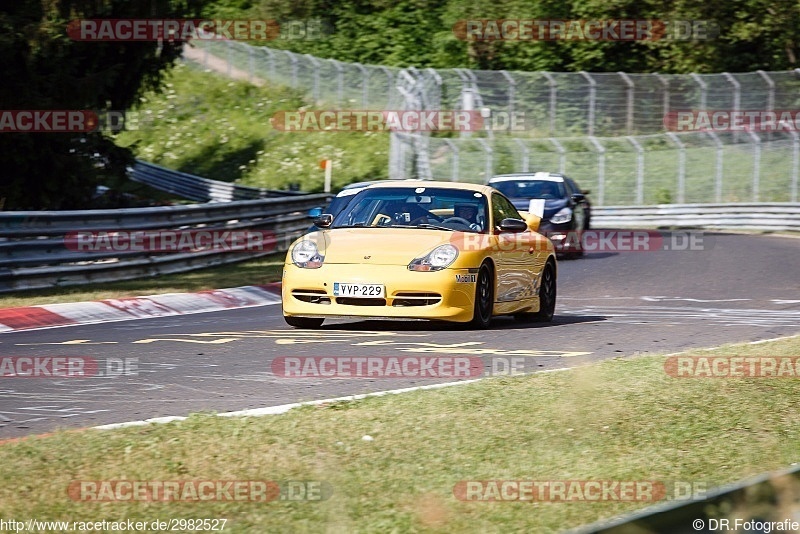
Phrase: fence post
[
  {"left": 305, "top": 54, "right": 321, "bottom": 103},
  {"left": 746, "top": 131, "right": 761, "bottom": 201},
  {"left": 656, "top": 74, "right": 670, "bottom": 123},
  {"left": 331, "top": 59, "right": 344, "bottom": 107},
  {"left": 477, "top": 139, "right": 493, "bottom": 181},
  {"left": 383, "top": 67, "right": 396, "bottom": 109},
  {"left": 588, "top": 137, "right": 606, "bottom": 205},
  {"left": 665, "top": 132, "right": 686, "bottom": 203},
  {"left": 226, "top": 40, "right": 233, "bottom": 77},
  {"left": 690, "top": 73, "right": 707, "bottom": 110},
  {"left": 444, "top": 140, "right": 459, "bottom": 181},
  {"left": 792, "top": 131, "right": 800, "bottom": 202},
  {"left": 757, "top": 70, "right": 774, "bottom": 142},
  {"left": 261, "top": 47, "right": 276, "bottom": 80},
  {"left": 580, "top": 71, "right": 596, "bottom": 136},
  {"left": 248, "top": 46, "right": 254, "bottom": 83},
  {"left": 514, "top": 139, "right": 529, "bottom": 172},
  {"left": 707, "top": 132, "right": 724, "bottom": 202},
  {"left": 549, "top": 138, "right": 566, "bottom": 175},
  {"left": 425, "top": 68, "right": 442, "bottom": 110},
  {"left": 724, "top": 72, "right": 741, "bottom": 142},
  {"left": 284, "top": 50, "right": 298, "bottom": 87},
  {"left": 354, "top": 62, "right": 368, "bottom": 108},
  {"left": 543, "top": 72, "right": 557, "bottom": 135},
  {"left": 500, "top": 70, "right": 515, "bottom": 130},
  {"left": 627, "top": 136, "right": 645, "bottom": 204},
  {"left": 618, "top": 72, "right": 634, "bottom": 135}
]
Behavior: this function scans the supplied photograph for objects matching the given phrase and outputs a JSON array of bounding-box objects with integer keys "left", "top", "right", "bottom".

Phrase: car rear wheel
[
  {"left": 469, "top": 263, "right": 494, "bottom": 329},
  {"left": 515, "top": 261, "right": 556, "bottom": 323},
  {"left": 284, "top": 315, "right": 324, "bottom": 328}
]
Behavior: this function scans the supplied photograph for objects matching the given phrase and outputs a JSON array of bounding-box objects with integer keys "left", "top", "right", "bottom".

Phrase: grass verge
[
  {"left": 0, "top": 254, "right": 285, "bottom": 309},
  {"left": 1, "top": 336, "right": 798, "bottom": 532}
]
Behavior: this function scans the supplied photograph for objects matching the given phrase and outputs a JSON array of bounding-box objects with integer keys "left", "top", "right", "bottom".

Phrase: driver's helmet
[{"left": 454, "top": 203, "right": 478, "bottom": 222}]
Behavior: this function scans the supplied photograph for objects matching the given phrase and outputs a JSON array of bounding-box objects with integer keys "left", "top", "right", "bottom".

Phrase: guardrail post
[
  {"left": 618, "top": 72, "right": 634, "bottom": 135},
  {"left": 588, "top": 136, "right": 606, "bottom": 205},
  {"left": 477, "top": 139, "right": 493, "bottom": 182},
  {"left": 580, "top": 71, "right": 596, "bottom": 136},
  {"left": 746, "top": 131, "right": 761, "bottom": 201},
  {"left": 549, "top": 138, "right": 566, "bottom": 175},
  {"left": 627, "top": 136, "right": 645, "bottom": 204},
  {"left": 665, "top": 132, "right": 686, "bottom": 203},
  {"left": 707, "top": 132, "right": 724, "bottom": 202},
  {"left": 514, "top": 139, "right": 529, "bottom": 172},
  {"left": 444, "top": 140, "right": 459, "bottom": 181},
  {"left": 543, "top": 72, "right": 557, "bottom": 136}
]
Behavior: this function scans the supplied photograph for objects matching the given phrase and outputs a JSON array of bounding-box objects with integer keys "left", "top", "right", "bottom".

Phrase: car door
[{"left": 490, "top": 193, "right": 544, "bottom": 310}]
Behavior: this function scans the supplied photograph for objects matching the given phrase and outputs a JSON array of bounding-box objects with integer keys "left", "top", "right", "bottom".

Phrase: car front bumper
[{"left": 282, "top": 263, "right": 477, "bottom": 322}]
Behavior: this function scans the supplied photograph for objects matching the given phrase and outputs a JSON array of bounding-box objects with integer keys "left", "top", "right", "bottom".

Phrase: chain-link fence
[{"left": 185, "top": 39, "right": 800, "bottom": 205}]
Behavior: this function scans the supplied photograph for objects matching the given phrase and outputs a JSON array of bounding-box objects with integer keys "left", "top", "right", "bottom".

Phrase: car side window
[
  {"left": 564, "top": 178, "right": 577, "bottom": 196},
  {"left": 491, "top": 193, "right": 522, "bottom": 230}
]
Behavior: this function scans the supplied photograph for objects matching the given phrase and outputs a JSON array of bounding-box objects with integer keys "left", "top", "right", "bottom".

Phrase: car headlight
[
  {"left": 408, "top": 244, "right": 458, "bottom": 272},
  {"left": 291, "top": 240, "right": 324, "bottom": 268},
  {"left": 550, "top": 207, "right": 573, "bottom": 224}
]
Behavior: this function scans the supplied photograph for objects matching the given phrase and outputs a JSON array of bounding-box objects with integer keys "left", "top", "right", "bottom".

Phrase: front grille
[
  {"left": 336, "top": 297, "right": 387, "bottom": 306},
  {"left": 292, "top": 289, "right": 331, "bottom": 304},
  {"left": 392, "top": 292, "right": 442, "bottom": 307}
]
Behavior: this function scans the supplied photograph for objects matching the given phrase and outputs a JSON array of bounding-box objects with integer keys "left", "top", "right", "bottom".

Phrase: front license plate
[{"left": 333, "top": 283, "right": 385, "bottom": 298}]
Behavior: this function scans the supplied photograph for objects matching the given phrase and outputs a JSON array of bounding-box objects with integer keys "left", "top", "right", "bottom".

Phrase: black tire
[
  {"left": 532, "top": 261, "right": 556, "bottom": 322},
  {"left": 469, "top": 263, "right": 494, "bottom": 329},
  {"left": 284, "top": 315, "right": 324, "bottom": 328}
]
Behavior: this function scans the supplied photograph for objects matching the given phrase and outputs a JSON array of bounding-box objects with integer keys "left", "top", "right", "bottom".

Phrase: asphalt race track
[{"left": 1, "top": 232, "right": 798, "bottom": 439}]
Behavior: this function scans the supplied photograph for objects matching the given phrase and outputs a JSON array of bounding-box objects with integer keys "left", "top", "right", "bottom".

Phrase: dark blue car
[{"left": 488, "top": 172, "right": 592, "bottom": 258}]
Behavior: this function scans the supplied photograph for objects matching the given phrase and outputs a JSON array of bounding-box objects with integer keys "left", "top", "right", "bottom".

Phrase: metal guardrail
[
  {"left": 592, "top": 203, "right": 800, "bottom": 231},
  {"left": 0, "top": 194, "right": 331, "bottom": 293},
  {"left": 128, "top": 160, "right": 307, "bottom": 202},
  {"left": 568, "top": 464, "right": 800, "bottom": 533}
]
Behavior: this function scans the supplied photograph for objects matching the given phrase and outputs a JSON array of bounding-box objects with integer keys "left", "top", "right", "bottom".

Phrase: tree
[{"left": 0, "top": 0, "right": 207, "bottom": 209}]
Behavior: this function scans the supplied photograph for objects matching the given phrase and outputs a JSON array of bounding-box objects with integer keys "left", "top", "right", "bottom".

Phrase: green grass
[
  {"left": 115, "top": 62, "right": 390, "bottom": 193},
  {"left": 1, "top": 336, "right": 798, "bottom": 532},
  {"left": 0, "top": 254, "right": 285, "bottom": 309}
]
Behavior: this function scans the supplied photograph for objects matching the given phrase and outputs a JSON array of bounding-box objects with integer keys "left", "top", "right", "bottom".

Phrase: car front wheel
[{"left": 469, "top": 263, "right": 494, "bottom": 329}]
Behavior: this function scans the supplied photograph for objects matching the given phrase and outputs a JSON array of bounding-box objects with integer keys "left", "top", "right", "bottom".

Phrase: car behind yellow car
[{"left": 282, "top": 181, "right": 556, "bottom": 328}]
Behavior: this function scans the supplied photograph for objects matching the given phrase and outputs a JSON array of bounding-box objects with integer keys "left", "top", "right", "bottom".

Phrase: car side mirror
[
  {"left": 307, "top": 207, "right": 323, "bottom": 218},
  {"left": 499, "top": 218, "right": 529, "bottom": 232},
  {"left": 571, "top": 193, "right": 586, "bottom": 202},
  {"left": 313, "top": 214, "right": 334, "bottom": 228}
]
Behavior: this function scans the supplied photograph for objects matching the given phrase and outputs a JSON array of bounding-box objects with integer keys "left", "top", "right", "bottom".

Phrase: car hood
[
  {"left": 510, "top": 197, "right": 568, "bottom": 220},
  {"left": 313, "top": 228, "right": 453, "bottom": 265}
]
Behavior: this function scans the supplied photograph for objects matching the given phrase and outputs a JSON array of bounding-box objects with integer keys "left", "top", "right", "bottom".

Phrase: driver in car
[{"left": 453, "top": 203, "right": 482, "bottom": 231}]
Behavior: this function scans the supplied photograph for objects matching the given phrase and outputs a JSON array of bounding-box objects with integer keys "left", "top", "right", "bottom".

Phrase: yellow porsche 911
[{"left": 281, "top": 181, "right": 556, "bottom": 329}]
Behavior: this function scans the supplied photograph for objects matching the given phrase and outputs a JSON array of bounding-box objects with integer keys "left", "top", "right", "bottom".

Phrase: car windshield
[
  {"left": 491, "top": 179, "right": 566, "bottom": 200},
  {"left": 331, "top": 187, "right": 489, "bottom": 233}
]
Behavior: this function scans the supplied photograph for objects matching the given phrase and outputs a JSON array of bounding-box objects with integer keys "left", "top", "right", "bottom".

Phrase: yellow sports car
[{"left": 281, "top": 181, "right": 556, "bottom": 329}]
